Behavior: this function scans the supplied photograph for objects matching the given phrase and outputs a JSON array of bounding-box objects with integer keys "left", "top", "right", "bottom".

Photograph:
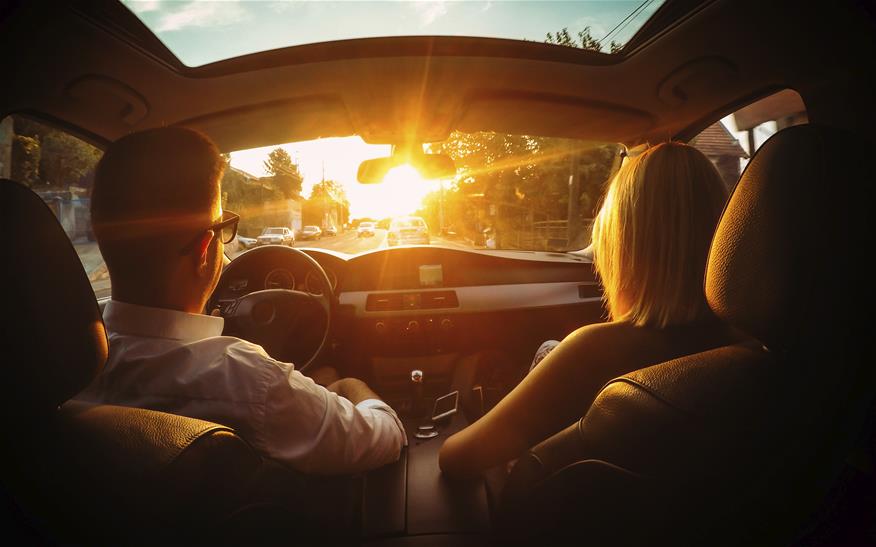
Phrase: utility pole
[
  {"left": 567, "top": 146, "right": 582, "bottom": 249},
  {"left": 321, "top": 160, "right": 327, "bottom": 229}
]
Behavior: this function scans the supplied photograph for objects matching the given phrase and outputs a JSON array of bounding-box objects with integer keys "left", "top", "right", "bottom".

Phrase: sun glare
[
  {"left": 230, "top": 138, "right": 445, "bottom": 220},
  {"left": 357, "top": 165, "right": 439, "bottom": 219}
]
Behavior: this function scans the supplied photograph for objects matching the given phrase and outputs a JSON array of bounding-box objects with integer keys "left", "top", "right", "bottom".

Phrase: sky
[{"left": 122, "top": 0, "right": 664, "bottom": 66}]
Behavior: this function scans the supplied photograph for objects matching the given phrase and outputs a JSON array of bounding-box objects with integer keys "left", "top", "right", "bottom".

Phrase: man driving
[{"left": 75, "top": 127, "right": 405, "bottom": 474}]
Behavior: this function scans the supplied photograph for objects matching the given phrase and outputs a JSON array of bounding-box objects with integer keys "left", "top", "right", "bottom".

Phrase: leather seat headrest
[
  {"left": 705, "top": 124, "right": 860, "bottom": 352},
  {"left": 0, "top": 179, "right": 107, "bottom": 418}
]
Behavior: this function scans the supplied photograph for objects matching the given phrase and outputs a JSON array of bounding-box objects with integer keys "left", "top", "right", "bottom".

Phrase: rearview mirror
[{"left": 357, "top": 153, "right": 455, "bottom": 183}]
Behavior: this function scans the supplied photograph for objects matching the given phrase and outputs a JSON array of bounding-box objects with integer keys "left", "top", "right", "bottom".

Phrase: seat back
[
  {"left": 0, "top": 179, "right": 264, "bottom": 542},
  {"left": 499, "top": 125, "right": 874, "bottom": 545}
]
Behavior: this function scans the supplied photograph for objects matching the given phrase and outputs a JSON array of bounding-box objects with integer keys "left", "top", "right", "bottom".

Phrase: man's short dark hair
[{"left": 91, "top": 126, "right": 225, "bottom": 287}]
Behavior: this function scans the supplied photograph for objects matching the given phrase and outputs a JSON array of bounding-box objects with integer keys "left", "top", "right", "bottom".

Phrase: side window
[
  {"left": 1, "top": 114, "right": 108, "bottom": 298},
  {"left": 690, "top": 89, "right": 807, "bottom": 191}
]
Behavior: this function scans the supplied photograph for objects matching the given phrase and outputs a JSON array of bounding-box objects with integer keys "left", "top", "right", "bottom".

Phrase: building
[
  {"left": 36, "top": 187, "right": 92, "bottom": 242},
  {"left": 690, "top": 122, "right": 749, "bottom": 189}
]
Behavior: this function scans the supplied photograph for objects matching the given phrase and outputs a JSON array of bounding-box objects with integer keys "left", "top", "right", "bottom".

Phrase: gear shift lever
[{"left": 410, "top": 369, "right": 424, "bottom": 418}]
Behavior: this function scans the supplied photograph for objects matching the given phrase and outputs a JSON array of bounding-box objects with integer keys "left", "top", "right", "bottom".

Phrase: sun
[
  {"left": 353, "top": 165, "right": 440, "bottom": 219},
  {"left": 230, "top": 137, "right": 444, "bottom": 221}
]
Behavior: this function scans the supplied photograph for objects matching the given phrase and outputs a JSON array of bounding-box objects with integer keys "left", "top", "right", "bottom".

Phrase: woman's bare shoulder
[
  {"left": 560, "top": 320, "right": 741, "bottom": 371},
  {"left": 563, "top": 321, "right": 654, "bottom": 347}
]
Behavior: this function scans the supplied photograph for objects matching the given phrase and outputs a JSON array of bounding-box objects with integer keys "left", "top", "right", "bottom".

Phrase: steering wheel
[{"left": 208, "top": 246, "right": 334, "bottom": 373}]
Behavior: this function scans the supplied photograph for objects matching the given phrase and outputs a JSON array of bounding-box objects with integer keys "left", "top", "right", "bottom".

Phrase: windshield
[
  {"left": 224, "top": 131, "right": 621, "bottom": 258},
  {"left": 263, "top": 228, "right": 284, "bottom": 235}
]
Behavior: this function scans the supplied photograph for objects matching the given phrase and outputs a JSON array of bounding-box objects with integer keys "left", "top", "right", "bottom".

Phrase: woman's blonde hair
[{"left": 591, "top": 142, "right": 729, "bottom": 328}]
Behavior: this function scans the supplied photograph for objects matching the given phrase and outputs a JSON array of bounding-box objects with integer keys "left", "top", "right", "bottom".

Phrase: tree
[
  {"left": 10, "top": 115, "right": 101, "bottom": 189},
  {"left": 546, "top": 26, "right": 603, "bottom": 52},
  {"left": 263, "top": 147, "right": 302, "bottom": 198},
  {"left": 39, "top": 130, "right": 102, "bottom": 187},
  {"left": 11, "top": 134, "right": 40, "bottom": 186}
]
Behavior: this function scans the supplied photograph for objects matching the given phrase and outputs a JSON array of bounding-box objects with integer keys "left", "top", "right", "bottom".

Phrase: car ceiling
[{"left": 1, "top": 0, "right": 872, "bottom": 152}]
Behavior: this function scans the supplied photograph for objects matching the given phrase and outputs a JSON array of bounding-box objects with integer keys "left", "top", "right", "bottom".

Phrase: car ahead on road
[
  {"left": 324, "top": 226, "right": 337, "bottom": 237},
  {"left": 387, "top": 216, "right": 430, "bottom": 246},
  {"left": 256, "top": 227, "right": 294, "bottom": 247},
  {"left": 300, "top": 225, "right": 322, "bottom": 240},
  {"left": 357, "top": 222, "right": 376, "bottom": 238},
  {"left": 236, "top": 235, "right": 257, "bottom": 250}
]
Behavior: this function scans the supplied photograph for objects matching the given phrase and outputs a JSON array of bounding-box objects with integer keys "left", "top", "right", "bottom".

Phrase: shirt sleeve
[{"left": 258, "top": 361, "right": 406, "bottom": 475}]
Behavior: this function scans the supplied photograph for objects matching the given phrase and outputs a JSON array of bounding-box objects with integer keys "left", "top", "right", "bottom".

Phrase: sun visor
[
  {"left": 456, "top": 92, "right": 655, "bottom": 142},
  {"left": 178, "top": 97, "right": 355, "bottom": 152}
]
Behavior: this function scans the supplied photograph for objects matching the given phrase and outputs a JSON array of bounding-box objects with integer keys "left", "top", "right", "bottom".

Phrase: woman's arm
[{"left": 439, "top": 324, "right": 623, "bottom": 479}]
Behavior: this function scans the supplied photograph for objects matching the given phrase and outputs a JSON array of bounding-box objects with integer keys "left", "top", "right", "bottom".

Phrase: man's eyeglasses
[{"left": 180, "top": 210, "right": 240, "bottom": 255}]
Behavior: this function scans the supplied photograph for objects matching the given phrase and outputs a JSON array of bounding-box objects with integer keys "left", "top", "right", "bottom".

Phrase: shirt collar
[{"left": 103, "top": 300, "right": 224, "bottom": 342}]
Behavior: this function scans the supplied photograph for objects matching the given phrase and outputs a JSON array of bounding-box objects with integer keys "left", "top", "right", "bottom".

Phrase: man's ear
[{"left": 195, "top": 230, "right": 215, "bottom": 271}]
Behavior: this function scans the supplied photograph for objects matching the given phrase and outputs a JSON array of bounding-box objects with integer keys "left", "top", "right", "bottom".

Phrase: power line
[
  {"left": 609, "top": 0, "right": 656, "bottom": 45},
  {"left": 598, "top": 0, "right": 654, "bottom": 47}
]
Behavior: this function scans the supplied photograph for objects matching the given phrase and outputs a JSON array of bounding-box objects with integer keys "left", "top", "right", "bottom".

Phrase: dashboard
[
  {"left": 218, "top": 245, "right": 601, "bottom": 315},
  {"left": 217, "top": 245, "right": 604, "bottom": 403}
]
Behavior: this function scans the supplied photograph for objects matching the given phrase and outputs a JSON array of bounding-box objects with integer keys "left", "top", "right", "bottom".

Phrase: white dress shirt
[{"left": 75, "top": 300, "right": 406, "bottom": 475}]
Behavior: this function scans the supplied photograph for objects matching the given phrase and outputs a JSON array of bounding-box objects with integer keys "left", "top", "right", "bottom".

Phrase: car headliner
[{"left": 1, "top": 0, "right": 871, "bottom": 153}]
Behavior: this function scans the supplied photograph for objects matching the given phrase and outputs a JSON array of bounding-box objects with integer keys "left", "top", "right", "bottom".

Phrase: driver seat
[
  {"left": 0, "top": 179, "right": 265, "bottom": 543},
  {"left": 498, "top": 125, "right": 874, "bottom": 545}
]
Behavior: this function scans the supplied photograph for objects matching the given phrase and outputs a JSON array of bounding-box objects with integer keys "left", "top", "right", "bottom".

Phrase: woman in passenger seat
[{"left": 439, "top": 142, "right": 748, "bottom": 479}]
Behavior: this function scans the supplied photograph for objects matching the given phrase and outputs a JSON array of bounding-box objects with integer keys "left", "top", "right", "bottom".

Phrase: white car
[
  {"left": 387, "top": 216, "right": 429, "bottom": 246},
  {"left": 357, "top": 222, "right": 376, "bottom": 238},
  {"left": 300, "top": 225, "right": 322, "bottom": 240},
  {"left": 256, "top": 227, "right": 295, "bottom": 246},
  {"left": 236, "top": 235, "right": 257, "bottom": 249}
]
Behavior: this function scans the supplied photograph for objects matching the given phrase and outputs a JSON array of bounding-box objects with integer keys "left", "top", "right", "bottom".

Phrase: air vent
[
  {"left": 366, "top": 290, "right": 459, "bottom": 311},
  {"left": 366, "top": 293, "right": 404, "bottom": 311},
  {"left": 421, "top": 291, "right": 459, "bottom": 309}
]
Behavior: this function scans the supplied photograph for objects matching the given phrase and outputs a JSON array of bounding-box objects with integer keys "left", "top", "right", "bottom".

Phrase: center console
[{"left": 361, "top": 404, "right": 492, "bottom": 544}]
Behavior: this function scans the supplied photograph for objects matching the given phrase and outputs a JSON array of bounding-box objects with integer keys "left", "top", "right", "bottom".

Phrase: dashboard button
[
  {"left": 375, "top": 321, "right": 387, "bottom": 335},
  {"left": 440, "top": 318, "right": 454, "bottom": 331}
]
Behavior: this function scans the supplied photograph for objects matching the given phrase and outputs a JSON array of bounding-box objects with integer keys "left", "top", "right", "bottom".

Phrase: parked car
[
  {"left": 236, "top": 235, "right": 257, "bottom": 249},
  {"left": 387, "top": 216, "right": 429, "bottom": 246},
  {"left": 256, "top": 227, "right": 294, "bottom": 246},
  {"left": 357, "top": 222, "right": 376, "bottom": 238},
  {"left": 300, "top": 225, "right": 322, "bottom": 240}
]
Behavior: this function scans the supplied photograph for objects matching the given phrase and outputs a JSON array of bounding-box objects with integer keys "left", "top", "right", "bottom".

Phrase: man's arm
[
  {"left": 326, "top": 377, "right": 380, "bottom": 405},
  {"left": 259, "top": 365, "right": 406, "bottom": 475}
]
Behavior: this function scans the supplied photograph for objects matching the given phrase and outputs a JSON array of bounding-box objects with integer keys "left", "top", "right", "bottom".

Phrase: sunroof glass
[{"left": 122, "top": 0, "right": 666, "bottom": 67}]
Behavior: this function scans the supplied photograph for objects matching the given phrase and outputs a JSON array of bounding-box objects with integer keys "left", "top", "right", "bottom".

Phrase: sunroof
[{"left": 122, "top": 0, "right": 666, "bottom": 67}]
